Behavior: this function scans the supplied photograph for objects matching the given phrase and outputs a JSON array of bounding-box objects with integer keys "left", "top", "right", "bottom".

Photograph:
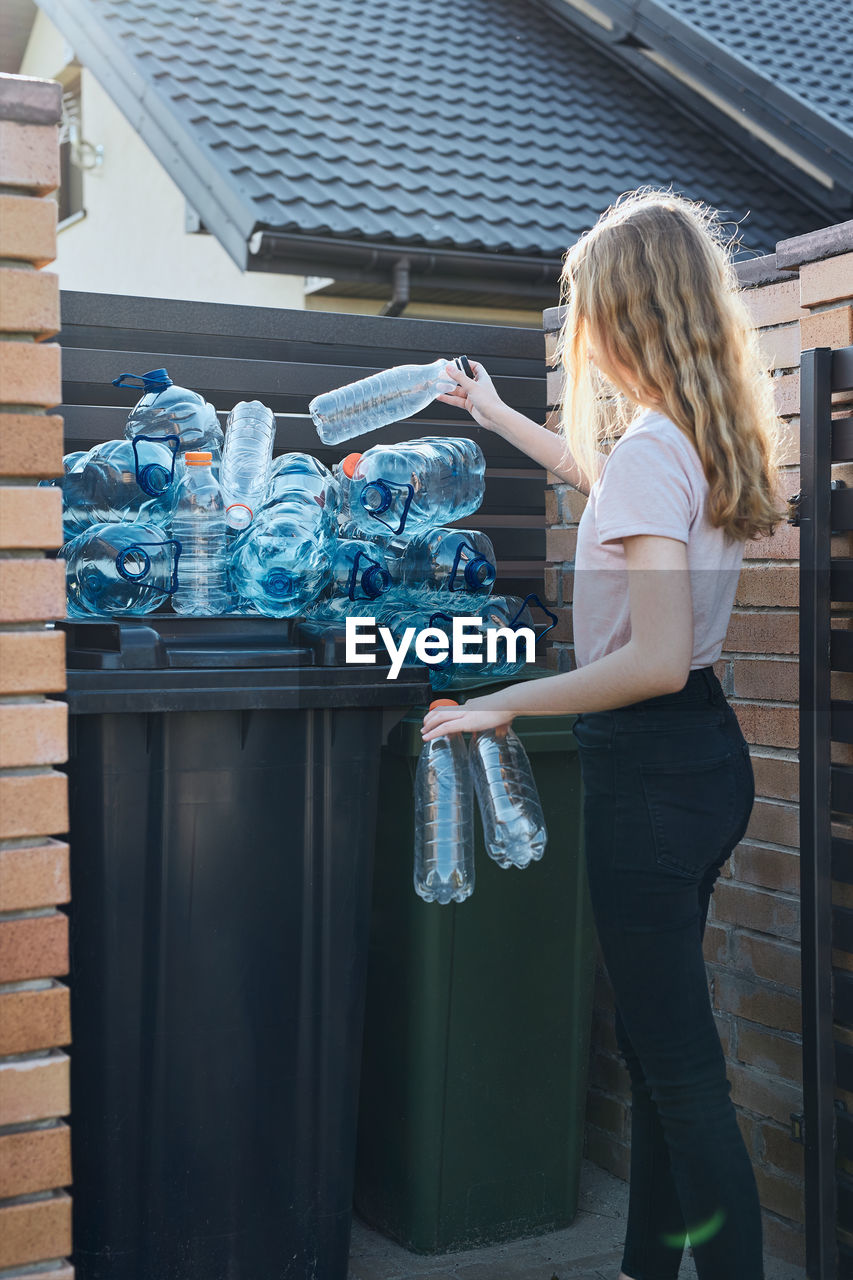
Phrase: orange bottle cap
[
  {"left": 185, "top": 451, "right": 213, "bottom": 465},
  {"left": 341, "top": 452, "right": 363, "bottom": 478},
  {"left": 428, "top": 699, "right": 459, "bottom": 710}
]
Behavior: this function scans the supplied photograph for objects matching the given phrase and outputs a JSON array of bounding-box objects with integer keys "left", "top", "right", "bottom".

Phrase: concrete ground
[{"left": 348, "top": 1159, "right": 806, "bottom": 1280}]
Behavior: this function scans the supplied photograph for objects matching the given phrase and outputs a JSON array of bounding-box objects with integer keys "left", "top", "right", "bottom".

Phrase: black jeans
[{"left": 572, "top": 667, "right": 762, "bottom": 1280}]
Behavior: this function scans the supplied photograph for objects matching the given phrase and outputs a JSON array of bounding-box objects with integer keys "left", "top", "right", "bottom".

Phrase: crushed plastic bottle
[
  {"left": 310, "top": 356, "right": 472, "bottom": 445},
  {"left": 229, "top": 507, "right": 331, "bottom": 617},
  {"left": 62, "top": 521, "right": 180, "bottom": 616},
  {"left": 414, "top": 699, "right": 475, "bottom": 904},
  {"left": 219, "top": 400, "right": 277, "bottom": 530},
  {"left": 171, "top": 451, "right": 230, "bottom": 616},
  {"left": 340, "top": 437, "right": 485, "bottom": 537},
  {"left": 469, "top": 726, "right": 547, "bottom": 869}
]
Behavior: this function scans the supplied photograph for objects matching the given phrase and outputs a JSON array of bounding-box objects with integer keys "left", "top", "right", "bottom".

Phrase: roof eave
[{"left": 37, "top": 0, "right": 258, "bottom": 269}]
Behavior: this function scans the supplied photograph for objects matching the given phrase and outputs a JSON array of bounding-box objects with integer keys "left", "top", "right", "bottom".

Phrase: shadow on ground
[{"left": 348, "top": 1158, "right": 805, "bottom": 1280}]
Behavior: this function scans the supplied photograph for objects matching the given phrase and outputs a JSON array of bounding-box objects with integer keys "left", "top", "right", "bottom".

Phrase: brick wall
[
  {"left": 543, "top": 219, "right": 853, "bottom": 1268},
  {"left": 0, "top": 73, "right": 72, "bottom": 1277}
]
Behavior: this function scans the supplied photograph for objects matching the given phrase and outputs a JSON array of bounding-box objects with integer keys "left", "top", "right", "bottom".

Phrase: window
[{"left": 58, "top": 77, "right": 84, "bottom": 225}]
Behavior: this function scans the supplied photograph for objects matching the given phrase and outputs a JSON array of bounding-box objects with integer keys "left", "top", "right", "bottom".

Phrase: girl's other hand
[
  {"left": 436, "top": 360, "right": 506, "bottom": 434},
  {"left": 421, "top": 692, "right": 515, "bottom": 741}
]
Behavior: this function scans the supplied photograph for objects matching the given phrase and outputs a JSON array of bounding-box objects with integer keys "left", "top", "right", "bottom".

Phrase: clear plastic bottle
[
  {"left": 229, "top": 507, "right": 331, "bottom": 617},
  {"left": 469, "top": 726, "right": 547, "bottom": 869},
  {"left": 219, "top": 400, "right": 277, "bottom": 530},
  {"left": 261, "top": 451, "right": 340, "bottom": 533},
  {"left": 52, "top": 438, "right": 178, "bottom": 541},
  {"left": 385, "top": 526, "right": 496, "bottom": 594},
  {"left": 310, "top": 356, "right": 471, "bottom": 445},
  {"left": 62, "top": 521, "right": 180, "bottom": 616},
  {"left": 171, "top": 451, "right": 230, "bottom": 616},
  {"left": 117, "top": 369, "right": 223, "bottom": 474},
  {"left": 327, "top": 538, "right": 392, "bottom": 604},
  {"left": 414, "top": 698, "right": 475, "bottom": 904},
  {"left": 341, "top": 436, "right": 485, "bottom": 537}
]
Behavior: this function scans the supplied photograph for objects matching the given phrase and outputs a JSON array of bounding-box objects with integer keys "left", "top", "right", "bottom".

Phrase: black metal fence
[
  {"left": 56, "top": 291, "right": 549, "bottom": 603},
  {"left": 798, "top": 343, "right": 853, "bottom": 1280}
]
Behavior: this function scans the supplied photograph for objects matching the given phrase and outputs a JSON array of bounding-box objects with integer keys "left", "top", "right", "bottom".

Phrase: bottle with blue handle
[
  {"left": 116, "top": 368, "right": 223, "bottom": 481},
  {"left": 339, "top": 436, "right": 485, "bottom": 537},
  {"left": 50, "top": 438, "right": 178, "bottom": 541},
  {"left": 310, "top": 356, "right": 472, "bottom": 445},
  {"left": 414, "top": 698, "right": 475, "bottom": 904},
  {"left": 171, "top": 451, "right": 230, "bottom": 616},
  {"left": 326, "top": 538, "right": 392, "bottom": 604},
  {"left": 228, "top": 507, "right": 331, "bottom": 617},
  {"left": 469, "top": 726, "right": 548, "bottom": 869},
  {"left": 261, "top": 452, "right": 340, "bottom": 533},
  {"left": 62, "top": 521, "right": 181, "bottom": 616},
  {"left": 386, "top": 526, "right": 496, "bottom": 595}
]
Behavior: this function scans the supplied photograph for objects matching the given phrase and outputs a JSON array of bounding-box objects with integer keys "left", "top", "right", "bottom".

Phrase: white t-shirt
[{"left": 572, "top": 409, "right": 744, "bottom": 669}]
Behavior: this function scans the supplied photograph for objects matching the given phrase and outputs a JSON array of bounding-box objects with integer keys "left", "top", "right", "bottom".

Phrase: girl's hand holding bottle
[
  {"left": 421, "top": 690, "right": 516, "bottom": 741},
  {"left": 437, "top": 360, "right": 507, "bottom": 434}
]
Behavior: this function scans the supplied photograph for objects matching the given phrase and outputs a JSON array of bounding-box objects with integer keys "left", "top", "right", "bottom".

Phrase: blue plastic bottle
[
  {"left": 62, "top": 521, "right": 180, "bottom": 616},
  {"left": 219, "top": 400, "right": 277, "bottom": 530},
  {"left": 261, "top": 452, "right": 341, "bottom": 534},
  {"left": 470, "top": 726, "right": 548, "bottom": 870},
  {"left": 310, "top": 358, "right": 468, "bottom": 445},
  {"left": 117, "top": 370, "right": 223, "bottom": 484},
  {"left": 326, "top": 538, "right": 392, "bottom": 604},
  {"left": 385, "top": 526, "right": 496, "bottom": 594},
  {"left": 229, "top": 507, "right": 331, "bottom": 617},
  {"left": 338, "top": 437, "right": 485, "bottom": 537},
  {"left": 53, "top": 438, "right": 178, "bottom": 540},
  {"left": 414, "top": 698, "right": 475, "bottom": 904},
  {"left": 171, "top": 451, "right": 230, "bottom": 616}
]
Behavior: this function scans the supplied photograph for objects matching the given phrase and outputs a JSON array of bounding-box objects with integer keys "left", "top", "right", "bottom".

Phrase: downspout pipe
[{"left": 380, "top": 257, "right": 411, "bottom": 317}]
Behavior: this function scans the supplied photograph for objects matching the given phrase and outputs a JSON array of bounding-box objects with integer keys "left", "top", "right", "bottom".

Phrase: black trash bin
[{"left": 59, "top": 615, "right": 429, "bottom": 1280}]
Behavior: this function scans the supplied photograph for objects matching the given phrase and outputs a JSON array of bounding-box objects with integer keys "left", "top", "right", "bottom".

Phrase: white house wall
[{"left": 20, "top": 8, "right": 306, "bottom": 308}]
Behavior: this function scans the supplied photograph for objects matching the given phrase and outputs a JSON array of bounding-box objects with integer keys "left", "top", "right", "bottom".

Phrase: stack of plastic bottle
[{"left": 50, "top": 359, "right": 555, "bottom": 688}]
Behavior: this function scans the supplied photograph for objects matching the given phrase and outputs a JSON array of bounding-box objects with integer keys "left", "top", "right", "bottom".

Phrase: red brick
[
  {"left": 773, "top": 372, "right": 799, "bottom": 417},
  {"left": 737, "top": 1024, "right": 802, "bottom": 1082},
  {"left": 0, "top": 629, "right": 66, "bottom": 694},
  {"left": 0, "top": 193, "right": 57, "bottom": 266},
  {"left": 800, "top": 304, "right": 853, "bottom": 351},
  {"left": 0, "top": 912, "right": 68, "bottom": 982},
  {"left": 0, "top": 701, "right": 68, "bottom": 768},
  {"left": 0, "top": 76, "right": 62, "bottom": 125},
  {"left": 545, "top": 488, "right": 559, "bottom": 524},
  {"left": 749, "top": 754, "right": 799, "bottom": 803},
  {"left": 727, "top": 1061, "right": 802, "bottom": 1124},
  {"left": 0, "top": 557, "right": 65, "bottom": 622},
  {"left": 586, "top": 1088, "right": 628, "bottom": 1139},
  {"left": 743, "top": 279, "right": 809, "bottom": 328},
  {"left": 0, "top": 1191, "right": 71, "bottom": 1270},
  {"left": 742, "top": 519, "right": 800, "bottom": 561},
  {"left": 546, "top": 367, "right": 565, "bottom": 408},
  {"left": 735, "top": 564, "right": 798, "bottom": 608},
  {"left": 549, "top": 605, "right": 573, "bottom": 642},
  {"left": 735, "top": 1106, "right": 759, "bottom": 1158},
  {"left": 758, "top": 323, "right": 800, "bottom": 372},
  {"left": 713, "top": 971, "right": 801, "bottom": 1033},
  {"left": 734, "top": 700, "right": 798, "bottom": 749},
  {"left": 711, "top": 882, "right": 799, "bottom": 941},
  {"left": 714, "top": 1011, "right": 734, "bottom": 1058},
  {"left": 0, "top": 840, "right": 70, "bottom": 910},
  {"left": 732, "top": 657, "right": 798, "bottom": 702},
  {"left": 0, "top": 981, "right": 71, "bottom": 1054},
  {"left": 800, "top": 252, "right": 853, "bottom": 308},
  {"left": 588, "top": 1050, "right": 631, "bottom": 1097},
  {"left": 562, "top": 486, "right": 588, "bottom": 522},
  {"left": 0, "top": 267, "right": 59, "bottom": 339},
  {"left": 754, "top": 1164, "right": 804, "bottom": 1223},
  {"left": 702, "top": 921, "right": 729, "bottom": 964},
  {"left": 0, "top": 412, "right": 64, "bottom": 477},
  {"left": 545, "top": 643, "right": 574, "bottom": 673},
  {"left": 0, "top": 1051, "right": 70, "bottom": 1125},
  {"left": 0, "top": 1122, "right": 71, "bottom": 1198},
  {"left": 745, "top": 798, "right": 799, "bottom": 848},
  {"left": 583, "top": 1126, "right": 630, "bottom": 1182},
  {"left": 0, "top": 771, "right": 68, "bottom": 838},
  {"left": 725, "top": 611, "right": 798, "bottom": 654},
  {"left": 730, "top": 843, "right": 800, "bottom": 896},
  {"left": 0, "top": 485, "right": 62, "bottom": 549},
  {"left": 760, "top": 1120, "right": 806, "bottom": 1177},
  {"left": 546, "top": 527, "right": 577, "bottom": 562},
  {"left": 762, "top": 1209, "right": 805, "bottom": 1266},
  {"left": 0, "top": 340, "right": 61, "bottom": 407},
  {"left": 0, "top": 119, "right": 60, "bottom": 195}
]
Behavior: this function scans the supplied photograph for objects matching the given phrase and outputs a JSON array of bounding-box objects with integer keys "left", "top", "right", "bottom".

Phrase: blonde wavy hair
[{"left": 554, "top": 189, "right": 782, "bottom": 541}]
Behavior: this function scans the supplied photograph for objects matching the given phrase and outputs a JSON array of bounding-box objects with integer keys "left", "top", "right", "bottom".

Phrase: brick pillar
[
  {"left": 0, "top": 74, "right": 72, "bottom": 1277},
  {"left": 542, "top": 225, "right": 853, "bottom": 1269}
]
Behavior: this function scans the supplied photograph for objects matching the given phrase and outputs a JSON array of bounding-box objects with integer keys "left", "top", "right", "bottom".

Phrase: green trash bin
[{"left": 353, "top": 668, "right": 596, "bottom": 1253}]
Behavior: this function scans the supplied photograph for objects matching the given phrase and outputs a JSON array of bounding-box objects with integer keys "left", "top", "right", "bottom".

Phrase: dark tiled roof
[
  {"left": 658, "top": 0, "right": 851, "bottom": 133},
  {"left": 42, "top": 0, "right": 821, "bottom": 264}
]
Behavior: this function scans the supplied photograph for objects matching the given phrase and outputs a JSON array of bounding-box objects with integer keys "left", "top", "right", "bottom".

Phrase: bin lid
[{"left": 57, "top": 616, "right": 431, "bottom": 714}]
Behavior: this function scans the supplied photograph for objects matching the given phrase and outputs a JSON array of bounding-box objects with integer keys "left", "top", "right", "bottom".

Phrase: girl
[{"left": 421, "top": 190, "right": 780, "bottom": 1280}]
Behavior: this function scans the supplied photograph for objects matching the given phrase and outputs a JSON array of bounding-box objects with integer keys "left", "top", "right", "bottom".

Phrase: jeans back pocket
[{"left": 639, "top": 751, "right": 738, "bottom": 879}]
